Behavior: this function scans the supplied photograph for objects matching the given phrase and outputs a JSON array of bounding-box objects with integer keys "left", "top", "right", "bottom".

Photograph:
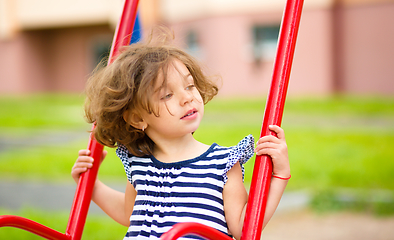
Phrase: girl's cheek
[
  {"left": 194, "top": 91, "right": 203, "bottom": 102},
  {"left": 161, "top": 102, "right": 175, "bottom": 115}
]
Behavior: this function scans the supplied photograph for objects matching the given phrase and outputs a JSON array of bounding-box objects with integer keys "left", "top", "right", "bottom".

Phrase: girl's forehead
[
  {"left": 155, "top": 59, "right": 192, "bottom": 88},
  {"left": 168, "top": 59, "right": 191, "bottom": 78}
]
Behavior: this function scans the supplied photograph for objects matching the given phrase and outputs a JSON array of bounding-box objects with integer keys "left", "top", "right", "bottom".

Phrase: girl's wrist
[{"left": 272, "top": 174, "right": 291, "bottom": 180}]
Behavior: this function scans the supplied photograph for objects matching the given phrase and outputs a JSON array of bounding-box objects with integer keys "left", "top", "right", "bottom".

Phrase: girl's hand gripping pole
[
  {"left": 241, "top": 0, "right": 304, "bottom": 239},
  {"left": 66, "top": 1, "right": 140, "bottom": 239}
]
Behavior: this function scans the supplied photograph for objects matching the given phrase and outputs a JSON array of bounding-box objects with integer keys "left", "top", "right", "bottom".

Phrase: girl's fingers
[
  {"left": 268, "top": 125, "right": 285, "bottom": 140},
  {"left": 71, "top": 160, "right": 93, "bottom": 179},
  {"left": 76, "top": 156, "right": 94, "bottom": 164},
  {"left": 254, "top": 141, "right": 276, "bottom": 153},
  {"left": 77, "top": 149, "right": 94, "bottom": 163},
  {"left": 256, "top": 125, "right": 285, "bottom": 145},
  {"left": 255, "top": 126, "right": 288, "bottom": 158},
  {"left": 255, "top": 147, "right": 277, "bottom": 157},
  {"left": 78, "top": 149, "right": 91, "bottom": 157},
  {"left": 73, "top": 161, "right": 93, "bottom": 169},
  {"left": 72, "top": 149, "right": 102, "bottom": 184},
  {"left": 72, "top": 149, "right": 106, "bottom": 182},
  {"left": 78, "top": 149, "right": 106, "bottom": 162},
  {"left": 72, "top": 167, "right": 88, "bottom": 175},
  {"left": 257, "top": 135, "right": 279, "bottom": 144},
  {"left": 255, "top": 144, "right": 285, "bottom": 157},
  {"left": 255, "top": 125, "right": 290, "bottom": 177}
]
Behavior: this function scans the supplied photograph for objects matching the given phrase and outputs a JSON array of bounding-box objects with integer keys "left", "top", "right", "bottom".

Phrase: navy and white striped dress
[{"left": 116, "top": 135, "right": 254, "bottom": 240}]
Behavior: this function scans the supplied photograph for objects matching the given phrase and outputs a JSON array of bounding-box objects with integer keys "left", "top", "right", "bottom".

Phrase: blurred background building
[{"left": 0, "top": 0, "right": 393, "bottom": 96}]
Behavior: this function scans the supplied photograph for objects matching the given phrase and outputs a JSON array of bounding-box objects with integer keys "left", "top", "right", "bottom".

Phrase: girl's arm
[
  {"left": 254, "top": 125, "right": 290, "bottom": 228},
  {"left": 261, "top": 176, "right": 288, "bottom": 228},
  {"left": 90, "top": 180, "right": 136, "bottom": 226},
  {"left": 71, "top": 150, "right": 136, "bottom": 227},
  {"left": 223, "top": 125, "right": 290, "bottom": 239},
  {"left": 223, "top": 162, "right": 248, "bottom": 240}
]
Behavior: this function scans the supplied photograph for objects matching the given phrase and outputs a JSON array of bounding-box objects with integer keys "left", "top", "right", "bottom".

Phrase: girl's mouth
[{"left": 181, "top": 109, "right": 197, "bottom": 119}]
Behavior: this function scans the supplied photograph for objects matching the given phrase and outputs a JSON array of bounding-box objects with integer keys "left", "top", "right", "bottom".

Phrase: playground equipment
[
  {"left": 0, "top": 0, "right": 304, "bottom": 239},
  {"left": 161, "top": 0, "right": 304, "bottom": 239}
]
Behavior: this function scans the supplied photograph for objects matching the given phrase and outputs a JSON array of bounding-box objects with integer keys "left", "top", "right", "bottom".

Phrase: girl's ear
[{"left": 123, "top": 110, "right": 147, "bottom": 130}]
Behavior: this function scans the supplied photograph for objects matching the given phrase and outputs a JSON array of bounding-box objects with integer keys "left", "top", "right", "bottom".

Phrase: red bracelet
[{"left": 272, "top": 174, "right": 291, "bottom": 180}]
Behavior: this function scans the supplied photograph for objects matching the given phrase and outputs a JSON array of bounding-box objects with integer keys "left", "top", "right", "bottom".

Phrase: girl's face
[{"left": 141, "top": 59, "right": 204, "bottom": 141}]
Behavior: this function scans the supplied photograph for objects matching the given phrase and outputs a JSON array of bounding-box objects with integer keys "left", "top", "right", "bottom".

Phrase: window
[
  {"left": 252, "top": 25, "right": 280, "bottom": 62},
  {"left": 91, "top": 34, "right": 112, "bottom": 69},
  {"left": 185, "top": 30, "right": 201, "bottom": 59}
]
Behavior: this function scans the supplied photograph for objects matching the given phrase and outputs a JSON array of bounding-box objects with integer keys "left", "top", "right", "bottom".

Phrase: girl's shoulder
[
  {"left": 228, "top": 134, "right": 255, "bottom": 164},
  {"left": 115, "top": 144, "right": 151, "bottom": 184},
  {"left": 222, "top": 134, "right": 255, "bottom": 183},
  {"left": 116, "top": 144, "right": 149, "bottom": 162},
  {"left": 211, "top": 134, "right": 254, "bottom": 159}
]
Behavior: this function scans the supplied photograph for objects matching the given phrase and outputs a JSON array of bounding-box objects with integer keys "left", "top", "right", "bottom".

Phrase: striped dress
[{"left": 116, "top": 135, "right": 254, "bottom": 240}]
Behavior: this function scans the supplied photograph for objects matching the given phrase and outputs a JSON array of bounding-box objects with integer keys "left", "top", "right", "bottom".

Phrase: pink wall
[
  {"left": 290, "top": 8, "right": 335, "bottom": 96},
  {"left": 168, "top": 8, "right": 336, "bottom": 97},
  {"left": 0, "top": 36, "right": 30, "bottom": 93},
  {"left": 1, "top": 3, "right": 393, "bottom": 96},
  {"left": 0, "top": 25, "right": 112, "bottom": 94},
  {"left": 168, "top": 2, "right": 394, "bottom": 97},
  {"left": 170, "top": 14, "right": 280, "bottom": 97},
  {"left": 339, "top": 2, "right": 394, "bottom": 95}
]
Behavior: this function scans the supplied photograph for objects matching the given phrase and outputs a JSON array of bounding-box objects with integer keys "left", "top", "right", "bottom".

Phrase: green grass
[
  {"left": 1, "top": 94, "right": 394, "bottom": 220},
  {"left": 0, "top": 139, "right": 126, "bottom": 183},
  {"left": 0, "top": 94, "right": 87, "bottom": 129},
  {"left": 197, "top": 96, "right": 394, "bottom": 192},
  {"left": 310, "top": 188, "right": 394, "bottom": 216},
  {"left": 0, "top": 208, "right": 126, "bottom": 240},
  {"left": 1, "top": 94, "right": 394, "bottom": 189}
]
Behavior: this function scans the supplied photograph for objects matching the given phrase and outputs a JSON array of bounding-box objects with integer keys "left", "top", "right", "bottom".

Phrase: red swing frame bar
[
  {"left": 160, "top": 0, "right": 304, "bottom": 239},
  {"left": 0, "top": 0, "right": 140, "bottom": 239},
  {"left": 0, "top": 0, "right": 303, "bottom": 239}
]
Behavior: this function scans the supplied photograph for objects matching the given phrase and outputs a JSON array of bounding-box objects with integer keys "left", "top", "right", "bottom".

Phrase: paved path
[
  {"left": 0, "top": 181, "right": 309, "bottom": 215},
  {"left": 0, "top": 181, "right": 128, "bottom": 214},
  {"left": 0, "top": 128, "right": 87, "bottom": 153},
  {"left": 0, "top": 128, "right": 310, "bottom": 215}
]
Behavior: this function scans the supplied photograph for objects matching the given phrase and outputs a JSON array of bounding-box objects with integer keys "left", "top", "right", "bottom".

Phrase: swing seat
[{"left": 0, "top": 0, "right": 303, "bottom": 239}]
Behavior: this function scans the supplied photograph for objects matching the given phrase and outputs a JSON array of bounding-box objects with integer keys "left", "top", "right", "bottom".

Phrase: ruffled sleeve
[
  {"left": 223, "top": 134, "right": 255, "bottom": 184},
  {"left": 116, "top": 144, "right": 133, "bottom": 184}
]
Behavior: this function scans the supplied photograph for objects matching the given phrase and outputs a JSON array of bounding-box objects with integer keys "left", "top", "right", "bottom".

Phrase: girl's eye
[
  {"left": 161, "top": 93, "right": 173, "bottom": 100},
  {"left": 186, "top": 85, "right": 195, "bottom": 90}
]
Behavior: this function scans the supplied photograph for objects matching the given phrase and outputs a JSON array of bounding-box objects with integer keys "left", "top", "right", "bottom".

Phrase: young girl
[{"left": 72, "top": 38, "right": 290, "bottom": 240}]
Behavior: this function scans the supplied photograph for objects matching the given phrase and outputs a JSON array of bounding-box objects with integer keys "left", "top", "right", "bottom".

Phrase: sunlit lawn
[
  {"left": 0, "top": 207, "right": 126, "bottom": 240},
  {"left": 0, "top": 94, "right": 394, "bottom": 238},
  {"left": 1, "top": 95, "right": 393, "bottom": 188},
  {"left": 1, "top": 94, "right": 394, "bottom": 190}
]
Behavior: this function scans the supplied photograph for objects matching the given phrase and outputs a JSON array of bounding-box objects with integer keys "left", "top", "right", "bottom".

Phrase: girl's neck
[{"left": 152, "top": 134, "right": 209, "bottom": 163}]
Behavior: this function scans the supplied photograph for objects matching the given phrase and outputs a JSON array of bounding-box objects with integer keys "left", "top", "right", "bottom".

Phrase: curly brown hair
[{"left": 84, "top": 40, "right": 219, "bottom": 156}]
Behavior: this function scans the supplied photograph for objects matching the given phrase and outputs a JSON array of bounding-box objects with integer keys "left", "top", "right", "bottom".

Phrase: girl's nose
[{"left": 180, "top": 90, "right": 193, "bottom": 106}]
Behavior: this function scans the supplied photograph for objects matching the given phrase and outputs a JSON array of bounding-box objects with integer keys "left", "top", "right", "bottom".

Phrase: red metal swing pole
[
  {"left": 161, "top": 0, "right": 304, "bottom": 239},
  {"left": 65, "top": 0, "right": 140, "bottom": 239},
  {"left": 241, "top": 0, "right": 304, "bottom": 239},
  {"left": 0, "top": 1, "right": 139, "bottom": 240}
]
